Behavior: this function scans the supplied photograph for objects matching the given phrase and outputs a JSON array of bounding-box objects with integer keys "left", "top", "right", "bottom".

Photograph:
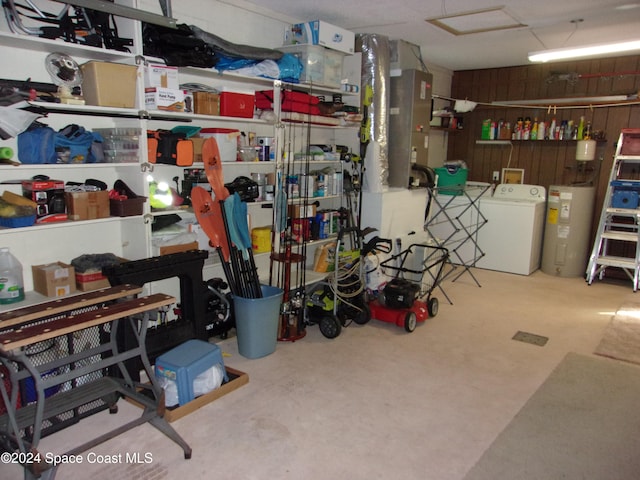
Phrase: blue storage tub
[
  {"left": 612, "top": 190, "right": 639, "bottom": 209},
  {"left": 0, "top": 215, "right": 36, "bottom": 228},
  {"left": 611, "top": 180, "right": 640, "bottom": 209},
  {"left": 154, "top": 339, "right": 228, "bottom": 406}
]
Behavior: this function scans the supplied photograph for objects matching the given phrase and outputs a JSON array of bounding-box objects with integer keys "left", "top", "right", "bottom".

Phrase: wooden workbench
[{"left": 0, "top": 284, "right": 192, "bottom": 479}]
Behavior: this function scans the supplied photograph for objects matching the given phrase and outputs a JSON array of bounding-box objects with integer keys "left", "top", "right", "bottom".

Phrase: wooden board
[
  {"left": 0, "top": 284, "right": 143, "bottom": 328},
  {"left": 164, "top": 367, "right": 249, "bottom": 422},
  {"left": 0, "top": 293, "right": 175, "bottom": 351},
  {"left": 128, "top": 366, "right": 249, "bottom": 423}
]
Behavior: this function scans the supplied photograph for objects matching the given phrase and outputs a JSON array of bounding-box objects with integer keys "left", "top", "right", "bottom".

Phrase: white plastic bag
[
  {"left": 193, "top": 363, "right": 225, "bottom": 397},
  {"left": 158, "top": 376, "right": 180, "bottom": 407}
]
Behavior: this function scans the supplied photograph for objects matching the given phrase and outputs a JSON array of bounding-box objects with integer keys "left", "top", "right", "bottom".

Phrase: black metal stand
[{"left": 103, "top": 250, "right": 209, "bottom": 378}]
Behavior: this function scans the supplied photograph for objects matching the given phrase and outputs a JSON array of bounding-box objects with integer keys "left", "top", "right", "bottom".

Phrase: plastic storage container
[
  {"left": 435, "top": 164, "right": 468, "bottom": 196},
  {"left": 154, "top": 339, "right": 228, "bottom": 406},
  {"left": 278, "top": 44, "right": 344, "bottom": 88},
  {"left": 0, "top": 247, "right": 25, "bottom": 304},
  {"left": 109, "top": 197, "right": 146, "bottom": 217},
  {"left": 94, "top": 127, "right": 141, "bottom": 163},
  {"left": 199, "top": 128, "right": 241, "bottom": 162},
  {"left": 233, "top": 285, "right": 283, "bottom": 359},
  {"left": 218, "top": 92, "right": 255, "bottom": 118}
]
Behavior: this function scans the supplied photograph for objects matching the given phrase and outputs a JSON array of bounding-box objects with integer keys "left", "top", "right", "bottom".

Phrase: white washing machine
[{"left": 476, "top": 184, "right": 546, "bottom": 275}]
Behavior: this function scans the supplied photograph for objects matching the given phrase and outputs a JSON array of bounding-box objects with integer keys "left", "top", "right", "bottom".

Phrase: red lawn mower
[{"left": 368, "top": 243, "right": 449, "bottom": 332}]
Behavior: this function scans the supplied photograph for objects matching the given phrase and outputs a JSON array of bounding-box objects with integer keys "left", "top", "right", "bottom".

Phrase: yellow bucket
[{"left": 251, "top": 226, "right": 271, "bottom": 253}]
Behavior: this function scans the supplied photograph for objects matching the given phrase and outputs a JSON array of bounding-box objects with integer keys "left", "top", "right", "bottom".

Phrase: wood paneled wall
[{"left": 449, "top": 55, "right": 640, "bottom": 242}]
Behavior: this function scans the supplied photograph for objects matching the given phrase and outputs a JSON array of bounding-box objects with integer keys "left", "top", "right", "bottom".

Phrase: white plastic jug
[{"left": 0, "top": 247, "right": 25, "bottom": 304}]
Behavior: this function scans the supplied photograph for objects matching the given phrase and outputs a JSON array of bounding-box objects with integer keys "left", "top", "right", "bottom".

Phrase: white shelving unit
[{"left": 0, "top": 14, "right": 360, "bottom": 308}]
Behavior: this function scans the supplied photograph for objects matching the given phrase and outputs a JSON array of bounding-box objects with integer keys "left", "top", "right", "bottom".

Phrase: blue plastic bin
[{"left": 154, "top": 339, "right": 228, "bottom": 406}]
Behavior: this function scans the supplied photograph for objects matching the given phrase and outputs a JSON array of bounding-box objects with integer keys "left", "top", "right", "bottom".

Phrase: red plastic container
[
  {"left": 621, "top": 129, "right": 640, "bottom": 156},
  {"left": 219, "top": 92, "right": 255, "bottom": 118}
]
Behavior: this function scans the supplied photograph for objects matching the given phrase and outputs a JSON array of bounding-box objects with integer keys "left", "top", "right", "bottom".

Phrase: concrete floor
[{"left": 7, "top": 267, "right": 636, "bottom": 480}]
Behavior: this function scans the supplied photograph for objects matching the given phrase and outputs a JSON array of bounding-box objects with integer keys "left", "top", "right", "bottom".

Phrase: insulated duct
[{"left": 357, "top": 33, "right": 390, "bottom": 192}]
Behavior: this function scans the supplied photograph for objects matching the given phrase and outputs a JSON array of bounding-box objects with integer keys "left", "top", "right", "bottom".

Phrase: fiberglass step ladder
[{"left": 587, "top": 129, "right": 640, "bottom": 291}]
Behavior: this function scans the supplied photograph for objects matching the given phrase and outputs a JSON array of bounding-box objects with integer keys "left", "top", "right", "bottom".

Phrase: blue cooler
[{"left": 154, "top": 339, "right": 228, "bottom": 406}]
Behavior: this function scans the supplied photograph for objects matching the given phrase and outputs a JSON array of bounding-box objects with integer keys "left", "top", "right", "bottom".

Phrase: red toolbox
[
  {"left": 219, "top": 91, "right": 255, "bottom": 118},
  {"left": 255, "top": 90, "right": 320, "bottom": 115}
]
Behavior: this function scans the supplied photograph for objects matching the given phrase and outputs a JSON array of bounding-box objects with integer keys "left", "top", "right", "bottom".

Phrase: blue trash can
[{"left": 233, "top": 285, "right": 283, "bottom": 359}]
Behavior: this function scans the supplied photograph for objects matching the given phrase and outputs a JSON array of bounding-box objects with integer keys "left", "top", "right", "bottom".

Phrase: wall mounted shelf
[
  {"left": 476, "top": 140, "right": 512, "bottom": 145},
  {"left": 475, "top": 139, "right": 606, "bottom": 145}
]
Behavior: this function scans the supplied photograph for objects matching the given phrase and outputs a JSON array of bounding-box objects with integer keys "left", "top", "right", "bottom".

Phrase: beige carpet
[
  {"left": 595, "top": 301, "right": 640, "bottom": 365},
  {"left": 463, "top": 352, "right": 640, "bottom": 480}
]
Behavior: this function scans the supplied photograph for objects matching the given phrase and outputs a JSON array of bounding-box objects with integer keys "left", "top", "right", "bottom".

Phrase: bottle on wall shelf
[
  {"left": 538, "top": 120, "right": 546, "bottom": 140},
  {"left": 504, "top": 122, "right": 511, "bottom": 139},
  {"left": 577, "top": 116, "right": 585, "bottom": 140},
  {"left": 566, "top": 120, "right": 574, "bottom": 140},
  {"left": 530, "top": 118, "right": 538, "bottom": 140},
  {"left": 513, "top": 117, "right": 523, "bottom": 140},
  {"left": 0, "top": 247, "right": 24, "bottom": 304},
  {"left": 480, "top": 116, "right": 596, "bottom": 142},
  {"left": 549, "top": 118, "right": 557, "bottom": 140},
  {"left": 523, "top": 117, "right": 531, "bottom": 140},
  {"left": 481, "top": 119, "right": 491, "bottom": 140}
]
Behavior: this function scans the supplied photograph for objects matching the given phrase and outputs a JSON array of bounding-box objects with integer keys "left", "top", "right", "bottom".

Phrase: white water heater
[{"left": 541, "top": 185, "right": 596, "bottom": 277}]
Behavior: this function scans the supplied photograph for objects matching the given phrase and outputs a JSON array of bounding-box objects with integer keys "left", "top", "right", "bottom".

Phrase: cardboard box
[
  {"left": 75, "top": 257, "right": 126, "bottom": 291},
  {"left": 286, "top": 20, "right": 355, "bottom": 54},
  {"left": 32, "top": 262, "right": 76, "bottom": 297},
  {"left": 81, "top": 61, "right": 137, "bottom": 108},
  {"left": 158, "top": 241, "right": 199, "bottom": 256},
  {"left": 144, "top": 64, "right": 179, "bottom": 89},
  {"left": 65, "top": 190, "right": 110, "bottom": 221},
  {"left": 219, "top": 92, "right": 255, "bottom": 118},
  {"left": 145, "top": 87, "right": 187, "bottom": 112},
  {"left": 191, "top": 137, "right": 206, "bottom": 163},
  {"left": 193, "top": 91, "right": 220, "bottom": 116},
  {"left": 76, "top": 277, "right": 111, "bottom": 292},
  {"left": 289, "top": 203, "right": 317, "bottom": 218}
]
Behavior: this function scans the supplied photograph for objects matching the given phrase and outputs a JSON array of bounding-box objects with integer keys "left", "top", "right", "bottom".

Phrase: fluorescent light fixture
[{"left": 528, "top": 40, "right": 640, "bottom": 63}]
